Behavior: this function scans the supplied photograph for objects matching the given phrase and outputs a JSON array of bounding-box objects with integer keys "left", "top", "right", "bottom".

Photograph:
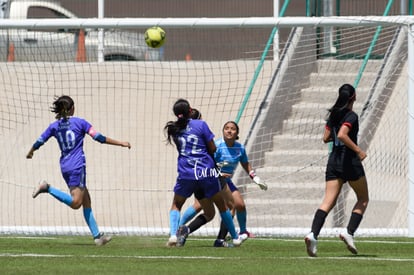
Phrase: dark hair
[
  {"left": 51, "top": 95, "right": 74, "bottom": 120},
  {"left": 164, "top": 98, "right": 191, "bottom": 144},
  {"left": 190, "top": 108, "right": 202, "bottom": 119},
  {"left": 327, "top": 84, "right": 356, "bottom": 126},
  {"left": 223, "top": 121, "right": 239, "bottom": 140}
]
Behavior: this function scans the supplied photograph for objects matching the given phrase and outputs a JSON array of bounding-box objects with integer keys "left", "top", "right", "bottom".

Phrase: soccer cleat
[
  {"left": 304, "top": 232, "right": 317, "bottom": 257},
  {"left": 32, "top": 180, "right": 49, "bottom": 198},
  {"left": 166, "top": 235, "right": 177, "bottom": 247},
  {"left": 232, "top": 233, "right": 248, "bottom": 247},
  {"left": 339, "top": 232, "right": 358, "bottom": 255},
  {"left": 240, "top": 231, "right": 255, "bottom": 238},
  {"left": 94, "top": 232, "right": 112, "bottom": 246},
  {"left": 176, "top": 225, "right": 189, "bottom": 247},
  {"left": 213, "top": 239, "right": 234, "bottom": 248}
]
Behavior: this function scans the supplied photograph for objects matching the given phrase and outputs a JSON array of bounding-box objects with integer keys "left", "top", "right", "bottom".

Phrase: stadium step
[
  {"left": 309, "top": 72, "right": 378, "bottom": 87},
  {"left": 264, "top": 150, "right": 328, "bottom": 166},
  {"left": 282, "top": 118, "right": 326, "bottom": 135},
  {"left": 272, "top": 134, "right": 325, "bottom": 150},
  {"left": 290, "top": 102, "right": 366, "bottom": 119},
  {"left": 255, "top": 166, "right": 325, "bottom": 183},
  {"left": 316, "top": 59, "right": 383, "bottom": 73}
]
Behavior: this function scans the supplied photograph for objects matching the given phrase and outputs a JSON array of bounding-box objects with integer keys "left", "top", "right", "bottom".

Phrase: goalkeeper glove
[{"left": 249, "top": 170, "right": 268, "bottom": 191}]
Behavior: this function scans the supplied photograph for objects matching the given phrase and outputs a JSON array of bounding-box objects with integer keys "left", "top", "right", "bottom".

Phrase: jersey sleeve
[
  {"left": 201, "top": 120, "right": 215, "bottom": 143},
  {"left": 81, "top": 119, "right": 92, "bottom": 134},
  {"left": 239, "top": 144, "right": 249, "bottom": 163},
  {"left": 342, "top": 112, "right": 358, "bottom": 129},
  {"left": 33, "top": 123, "right": 55, "bottom": 149}
]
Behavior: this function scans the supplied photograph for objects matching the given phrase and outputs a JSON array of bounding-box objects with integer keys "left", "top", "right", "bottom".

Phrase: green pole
[
  {"left": 353, "top": 0, "right": 394, "bottom": 88},
  {"left": 235, "top": 0, "right": 290, "bottom": 123}
]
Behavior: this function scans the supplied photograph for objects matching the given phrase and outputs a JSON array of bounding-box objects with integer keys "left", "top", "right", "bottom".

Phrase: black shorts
[{"left": 325, "top": 153, "right": 365, "bottom": 182}]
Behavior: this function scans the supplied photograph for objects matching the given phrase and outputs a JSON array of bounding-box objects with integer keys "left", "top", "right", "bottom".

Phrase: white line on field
[
  {"left": 276, "top": 238, "right": 414, "bottom": 244},
  {"left": 1, "top": 253, "right": 414, "bottom": 262},
  {"left": 0, "top": 253, "right": 227, "bottom": 260}
]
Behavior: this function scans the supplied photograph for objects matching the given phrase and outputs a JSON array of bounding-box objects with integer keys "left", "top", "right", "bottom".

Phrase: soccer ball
[{"left": 144, "top": 26, "right": 166, "bottom": 48}]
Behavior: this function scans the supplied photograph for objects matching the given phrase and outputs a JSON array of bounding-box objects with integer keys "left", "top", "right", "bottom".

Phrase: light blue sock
[
  {"left": 169, "top": 210, "right": 180, "bottom": 236},
  {"left": 48, "top": 186, "right": 73, "bottom": 206},
  {"left": 179, "top": 206, "right": 197, "bottom": 226},
  {"left": 83, "top": 208, "right": 100, "bottom": 238},
  {"left": 236, "top": 210, "right": 247, "bottom": 233},
  {"left": 220, "top": 210, "right": 238, "bottom": 239}
]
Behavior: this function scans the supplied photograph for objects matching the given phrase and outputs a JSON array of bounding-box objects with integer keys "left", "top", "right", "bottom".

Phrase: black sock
[
  {"left": 311, "top": 209, "right": 328, "bottom": 239},
  {"left": 188, "top": 214, "right": 208, "bottom": 234},
  {"left": 216, "top": 220, "right": 229, "bottom": 240},
  {"left": 347, "top": 212, "right": 363, "bottom": 235}
]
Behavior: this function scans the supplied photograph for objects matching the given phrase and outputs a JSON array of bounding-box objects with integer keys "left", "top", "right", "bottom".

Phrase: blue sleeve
[
  {"left": 239, "top": 144, "right": 249, "bottom": 163},
  {"left": 33, "top": 124, "right": 54, "bottom": 149},
  {"left": 33, "top": 140, "right": 44, "bottom": 150}
]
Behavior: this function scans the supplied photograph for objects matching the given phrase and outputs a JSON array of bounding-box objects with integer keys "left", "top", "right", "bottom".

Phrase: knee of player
[
  {"left": 204, "top": 205, "right": 216, "bottom": 220},
  {"left": 70, "top": 199, "right": 83, "bottom": 209},
  {"left": 203, "top": 211, "right": 215, "bottom": 222},
  {"left": 361, "top": 197, "right": 369, "bottom": 207},
  {"left": 194, "top": 203, "right": 202, "bottom": 213},
  {"left": 235, "top": 202, "right": 246, "bottom": 211},
  {"left": 226, "top": 201, "right": 235, "bottom": 210}
]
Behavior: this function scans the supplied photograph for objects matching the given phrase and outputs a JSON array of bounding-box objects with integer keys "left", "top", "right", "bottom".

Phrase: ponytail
[
  {"left": 327, "top": 84, "right": 356, "bottom": 126},
  {"left": 164, "top": 99, "right": 191, "bottom": 144}
]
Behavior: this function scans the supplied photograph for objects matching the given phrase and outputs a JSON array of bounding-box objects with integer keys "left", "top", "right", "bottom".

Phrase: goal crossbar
[{"left": 0, "top": 16, "right": 413, "bottom": 29}]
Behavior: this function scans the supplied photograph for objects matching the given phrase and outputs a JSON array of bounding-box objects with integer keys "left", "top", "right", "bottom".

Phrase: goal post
[
  {"left": 408, "top": 24, "right": 414, "bottom": 237},
  {"left": 0, "top": 16, "right": 413, "bottom": 237}
]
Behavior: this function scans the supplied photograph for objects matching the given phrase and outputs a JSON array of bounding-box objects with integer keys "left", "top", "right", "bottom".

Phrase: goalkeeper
[{"left": 180, "top": 120, "right": 267, "bottom": 247}]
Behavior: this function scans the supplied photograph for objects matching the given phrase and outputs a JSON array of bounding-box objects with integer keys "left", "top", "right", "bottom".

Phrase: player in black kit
[{"left": 304, "top": 84, "right": 369, "bottom": 257}]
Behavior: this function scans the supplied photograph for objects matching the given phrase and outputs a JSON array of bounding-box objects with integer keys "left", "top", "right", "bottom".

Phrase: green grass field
[{"left": 1, "top": 235, "right": 414, "bottom": 274}]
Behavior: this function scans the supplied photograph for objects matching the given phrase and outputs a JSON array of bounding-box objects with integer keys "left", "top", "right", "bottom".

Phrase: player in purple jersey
[
  {"left": 164, "top": 99, "right": 246, "bottom": 247},
  {"left": 27, "top": 95, "right": 131, "bottom": 246},
  {"left": 179, "top": 120, "right": 267, "bottom": 247},
  {"left": 304, "top": 84, "right": 369, "bottom": 257}
]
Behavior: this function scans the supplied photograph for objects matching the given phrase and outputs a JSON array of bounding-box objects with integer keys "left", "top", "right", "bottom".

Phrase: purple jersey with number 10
[
  {"left": 36, "top": 117, "right": 92, "bottom": 173},
  {"left": 174, "top": 119, "right": 216, "bottom": 180}
]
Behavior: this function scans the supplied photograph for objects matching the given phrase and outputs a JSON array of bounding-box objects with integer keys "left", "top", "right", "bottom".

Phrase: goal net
[{"left": 0, "top": 16, "right": 411, "bottom": 237}]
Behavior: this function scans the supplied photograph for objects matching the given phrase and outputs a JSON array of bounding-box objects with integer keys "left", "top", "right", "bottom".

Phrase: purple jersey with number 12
[
  {"left": 174, "top": 119, "right": 216, "bottom": 180},
  {"left": 35, "top": 117, "right": 92, "bottom": 173}
]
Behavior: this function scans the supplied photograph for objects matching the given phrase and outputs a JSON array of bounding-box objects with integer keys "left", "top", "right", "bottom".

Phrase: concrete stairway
[{"left": 246, "top": 59, "right": 383, "bottom": 228}]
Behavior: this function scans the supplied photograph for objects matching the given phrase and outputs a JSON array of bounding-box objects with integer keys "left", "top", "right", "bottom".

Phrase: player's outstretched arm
[
  {"left": 242, "top": 162, "right": 268, "bottom": 191},
  {"left": 88, "top": 127, "right": 131, "bottom": 149},
  {"left": 104, "top": 137, "right": 131, "bottom": 149},
  {"left": 26, "top": 147, "right": 35, "bottom": 159},
  {"left": 26, "top": 139, "right": 45, "bottom": 159}
]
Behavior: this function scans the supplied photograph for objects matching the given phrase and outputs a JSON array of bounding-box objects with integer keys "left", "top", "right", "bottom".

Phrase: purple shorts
[
  {"left": 225, "top": 178, "right": 238, "bottom": 193},
  {"left": 174, "top": 177, "right": 221, "bottom": 199},
  {"left": 62, "top": 166, "right": 86, "bottom": 188}
]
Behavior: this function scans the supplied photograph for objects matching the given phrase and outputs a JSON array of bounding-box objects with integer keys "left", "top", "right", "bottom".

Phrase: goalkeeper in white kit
[{"left": 180, "top": 120, "right": 267, "bottom": 247}]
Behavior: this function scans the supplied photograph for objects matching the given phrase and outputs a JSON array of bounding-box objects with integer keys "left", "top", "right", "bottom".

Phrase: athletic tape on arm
[{"left": 88, "top": 127, "right": 107, "bottom": 143}]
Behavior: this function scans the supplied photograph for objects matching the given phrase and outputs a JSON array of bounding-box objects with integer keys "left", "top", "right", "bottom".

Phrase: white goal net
[{"left": 0, "top": 16, "right": 412, "bottom": 237}]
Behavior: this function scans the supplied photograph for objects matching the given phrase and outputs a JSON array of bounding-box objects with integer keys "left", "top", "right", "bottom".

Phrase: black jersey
[
  {"left": 325, "top": 110, "right": 365, "bottom": 181},
  {"left": 328, "top": 110, "right": 359, "bottom": 157}
]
